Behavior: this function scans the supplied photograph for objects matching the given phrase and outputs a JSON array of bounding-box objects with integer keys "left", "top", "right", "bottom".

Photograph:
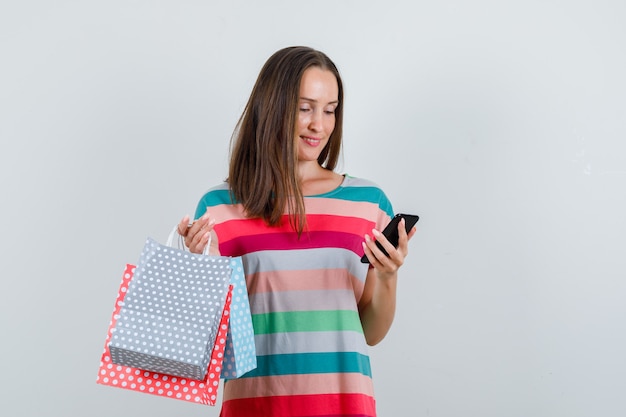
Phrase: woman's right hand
[{"left": 177, "top": 211, "right": 217, "bottom": 254}]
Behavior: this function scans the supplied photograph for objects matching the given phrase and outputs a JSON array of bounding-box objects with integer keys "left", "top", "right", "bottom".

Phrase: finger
[
  {"left": 362, "top": 237, "right": 382, "bottom": 267},
  {"left": 190, "top": 217, "right": 216, "bottom": 252},
  {"left": 364, "top": 232, "right": 391, "bottom": 268},
  {"left": 192, "top": 231, "right": 211, "bottom": 253},
  {"left": 372, "top": 226, "right": 406, "bottom": 269},
  {"left": 398, "top": 218, "right": 407, "bottom": 238},
  {"left": 363, "top": 236, "right": 395, "bottom": 272},
  {"left": 395, "top": 218, "right": 409, "bottom": 253},
  {"left": 185, "top": 212, "right": 210, "bottom": 247},
  {"left": 189, "top": 225, "right": 207, "bottom": 252},
  {"left": 361, "top": 237, "right": 373, "bottom": 263},
  {"left": 178, "top": 215, "right": 190, "bottom": 236},
  {"left": 371, "top": 228, "right": 397, "bottom": 260},
  {"left": 187, "top": 230, "right": 206, "bottom": 253}
]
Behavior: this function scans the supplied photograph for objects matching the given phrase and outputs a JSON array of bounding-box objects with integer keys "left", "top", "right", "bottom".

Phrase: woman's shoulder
[
  {"left": 206, "top": 181, "right": 230, "bottom": 192},
  {"left": 340, "top": 174, "right": 384, "bottom": 190},
  {"left": 197, "top": 182, "right": 233, "bottom": 206},
  {"left": 338, "top": 174, "right": 394, "bottom": 215},
  {"left": 340, "top": 174, "right": 389, "bottom": 198}
]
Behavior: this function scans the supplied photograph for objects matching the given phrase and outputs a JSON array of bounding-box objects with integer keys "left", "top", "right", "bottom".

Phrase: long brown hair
[{"left": 228, "top": 46, "right": 344, "bottom": 234}]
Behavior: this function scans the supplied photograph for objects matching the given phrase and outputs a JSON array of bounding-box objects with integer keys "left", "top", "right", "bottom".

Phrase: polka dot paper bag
[
  {"left": 97, "top": 264, "right": 233, "bottom": 406},
  {"left": 220, "top": 257, "right": 257, "bottom": 379},
  {"left": 109, "top": 237, "right": 232, "bottom": 380}
]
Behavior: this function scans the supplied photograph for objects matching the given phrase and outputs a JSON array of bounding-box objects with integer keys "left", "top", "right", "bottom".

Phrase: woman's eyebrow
[{"left": 300, "top": 96, "right": 339, "bottom": 105}]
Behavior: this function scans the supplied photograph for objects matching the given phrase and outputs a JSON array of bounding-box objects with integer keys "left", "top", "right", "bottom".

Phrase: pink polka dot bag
[{"left": 96, "top": 263, "right": 233, "bottom": 406}]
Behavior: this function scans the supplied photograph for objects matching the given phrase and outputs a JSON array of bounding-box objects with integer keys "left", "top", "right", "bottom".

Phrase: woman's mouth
[{"left": 301, "top": 136, "right": 322, "bottom": 147}]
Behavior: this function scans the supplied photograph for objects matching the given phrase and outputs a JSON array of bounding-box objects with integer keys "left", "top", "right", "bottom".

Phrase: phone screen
[{"left": 360, "top": 213, "right": 419, "bottom": 263}]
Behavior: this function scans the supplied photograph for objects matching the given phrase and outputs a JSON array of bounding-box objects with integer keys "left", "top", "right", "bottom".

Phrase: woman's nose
[{"left": 309, "top": 110, "right": 323, "bottom": 131}]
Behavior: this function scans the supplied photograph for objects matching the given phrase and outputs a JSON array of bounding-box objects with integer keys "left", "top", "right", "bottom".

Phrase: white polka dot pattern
[
  {"left": 221, "top": 257, "right": 257, "bottom": 379},
  {"left": 108, "top": 238, "right": 232, "bottom": 381},
  {"left": 96, "top": 263, "right": 233, "bottom": 406}
]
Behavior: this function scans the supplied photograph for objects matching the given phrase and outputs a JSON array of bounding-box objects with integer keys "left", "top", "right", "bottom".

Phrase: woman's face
[{"left": 296, "top": 66, "right": 339, "bottom": 163}]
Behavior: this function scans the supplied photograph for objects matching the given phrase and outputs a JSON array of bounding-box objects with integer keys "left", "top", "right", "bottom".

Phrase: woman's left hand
[{"left": 362, "top": 218, "right": 417, "bottom": 278}]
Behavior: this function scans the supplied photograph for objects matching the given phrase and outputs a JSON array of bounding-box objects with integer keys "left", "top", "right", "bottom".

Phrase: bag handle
[{"left": 166, "top": 225, "right": 212, "bottom": 256}]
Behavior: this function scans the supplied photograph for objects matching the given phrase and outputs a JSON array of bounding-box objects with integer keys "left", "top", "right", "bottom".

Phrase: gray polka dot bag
[
  {"left": 107, "top": 227, "right": 236, "bottom": 381},
  {"left": 96, "top": 263, "right": 231, "bottom": 405}
]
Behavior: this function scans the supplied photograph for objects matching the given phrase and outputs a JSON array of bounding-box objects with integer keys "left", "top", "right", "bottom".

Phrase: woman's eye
[{"left": 299, "top": 107, "right": 311, "bottom": 112}]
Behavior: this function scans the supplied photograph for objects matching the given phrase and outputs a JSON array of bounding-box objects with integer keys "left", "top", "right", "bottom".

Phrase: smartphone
[{"left": 360, "top": 213, "right": 419, "bottom": 263}]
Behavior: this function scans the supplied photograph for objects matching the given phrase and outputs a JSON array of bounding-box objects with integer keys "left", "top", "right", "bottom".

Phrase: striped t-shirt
[{"left": 193, "top": 175, "right": 394, "bottom": 417}]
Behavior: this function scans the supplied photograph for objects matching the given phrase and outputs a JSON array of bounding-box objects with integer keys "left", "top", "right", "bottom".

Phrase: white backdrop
[{"left": 1, "top": 1, "right": 625, "bottom": 416}]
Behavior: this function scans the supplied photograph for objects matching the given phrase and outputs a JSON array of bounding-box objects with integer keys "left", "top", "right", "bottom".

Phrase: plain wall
[{"left": 1, "top": 1, "right": 625, "bottom": 416}]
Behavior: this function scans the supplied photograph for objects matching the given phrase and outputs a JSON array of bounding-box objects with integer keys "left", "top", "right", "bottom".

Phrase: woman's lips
[{"left": 301, "top": 136, "right": 322, "bottom": 146}]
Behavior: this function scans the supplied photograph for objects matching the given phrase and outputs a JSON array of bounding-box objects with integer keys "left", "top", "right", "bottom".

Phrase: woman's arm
[{"left": 358, "top": 219, "right": 416, "bottom": 345}]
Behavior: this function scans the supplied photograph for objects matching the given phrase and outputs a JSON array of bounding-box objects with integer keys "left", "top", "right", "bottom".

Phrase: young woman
[{"left": 178, "top": 46, "right": 416, "bottom": 417}]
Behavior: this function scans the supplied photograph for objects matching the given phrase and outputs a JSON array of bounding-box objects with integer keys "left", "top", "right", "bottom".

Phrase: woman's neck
[{"left": 298, "top": 162, "right": 343, "bottom": 196}]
